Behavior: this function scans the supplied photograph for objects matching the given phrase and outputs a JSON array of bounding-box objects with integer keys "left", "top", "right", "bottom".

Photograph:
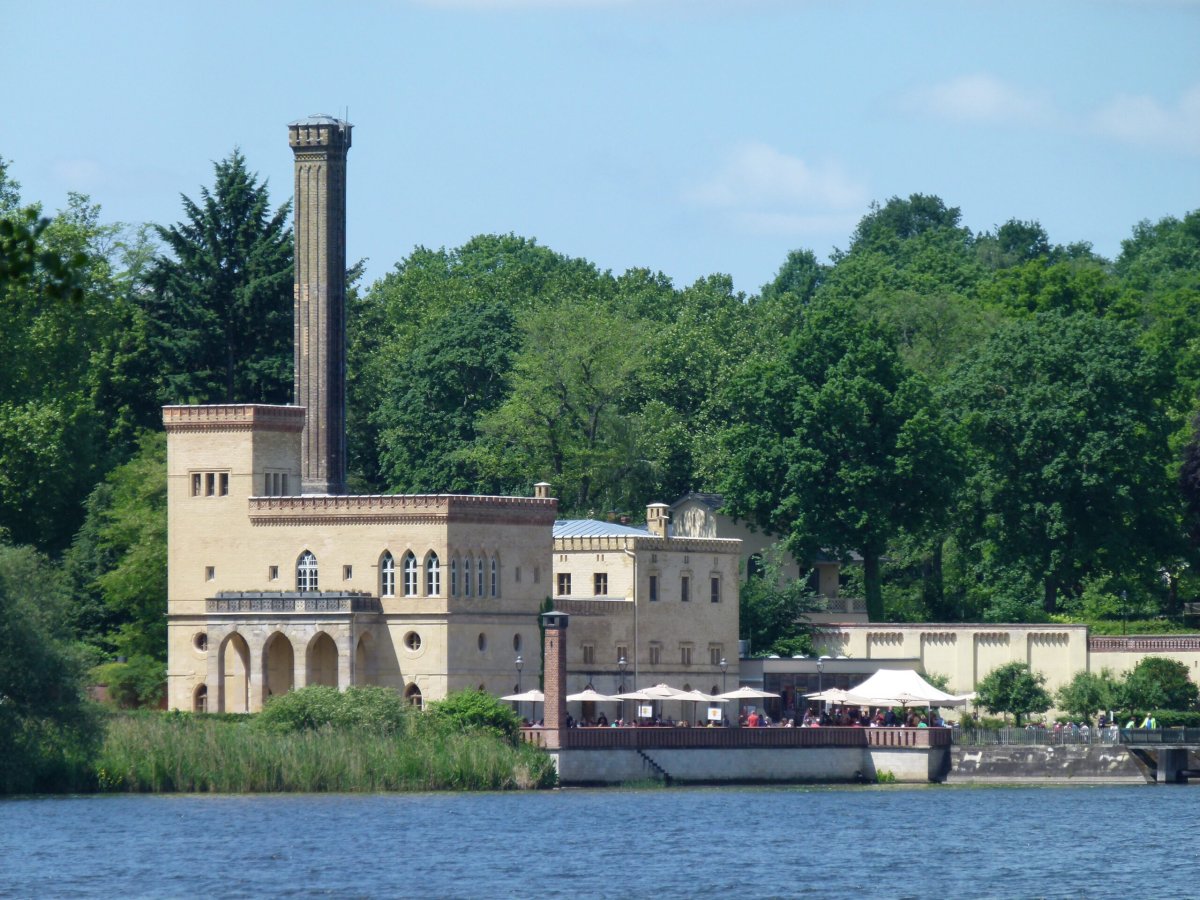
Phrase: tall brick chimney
[
  {"left": 541, "top": 611, "right": 569, "bottom": 749},
  {"left": 289, "top": 115, "right": 351, "bottom": 495}
]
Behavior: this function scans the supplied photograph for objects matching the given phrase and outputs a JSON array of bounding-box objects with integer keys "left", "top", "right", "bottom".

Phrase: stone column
[
  {"left": 248, "top": 632, "right": 266, "bottom": 713},
  {"left": 541, "top": 611, "right": 569, "bottom": 749},
  {"left": 338, "top": 626, "right": 353, "bottom": 691},
  {"left": 206, "top": 627, "right": 227, "bottom": 713}
]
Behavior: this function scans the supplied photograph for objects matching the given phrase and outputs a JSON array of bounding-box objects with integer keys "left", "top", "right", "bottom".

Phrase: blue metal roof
[{"left": 553, "top": 519, "right": 651, "bottom": 539}]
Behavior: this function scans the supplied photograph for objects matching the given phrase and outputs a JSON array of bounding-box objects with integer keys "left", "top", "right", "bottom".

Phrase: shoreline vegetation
[{"left": 11, "top": 687, "right": 557, "bottom": 795}]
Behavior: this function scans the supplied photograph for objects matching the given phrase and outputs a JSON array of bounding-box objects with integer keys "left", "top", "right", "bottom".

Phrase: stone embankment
[{"left": 948, "top": 744, "right": 1149, "bottom": 783}]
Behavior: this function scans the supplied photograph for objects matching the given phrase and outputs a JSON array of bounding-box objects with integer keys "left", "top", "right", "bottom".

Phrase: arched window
[
  {"left": 450, "top": 558, "right": 459, "bottom": 597},
  {"left": 297, "top": 551, "right": 318, "bottom": 591},
  {"left": 490, "top": 557, "right": 499, "bottom": 597},
  {"left": 426, "top": 553, "right": 441, "bottom": 596},
  {"left": 405, "top": 683, "right": 423, "bottom": 709},
  {"left": 403, "top": 552, "right": 419, "bottom": 597},
  {"left": 380, "top": 551, "right": 395, "bottom": 597},
  {"left": 477, "top": 557, "right": 485, "bottom": 598},
  {"left": 464, "top": 557, "right": 473, "bottom": 597}
]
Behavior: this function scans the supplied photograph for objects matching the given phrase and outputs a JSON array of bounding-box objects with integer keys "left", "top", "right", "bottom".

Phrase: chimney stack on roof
[{"left": 646, "top": 502, "right": 670, "bottom": 538}]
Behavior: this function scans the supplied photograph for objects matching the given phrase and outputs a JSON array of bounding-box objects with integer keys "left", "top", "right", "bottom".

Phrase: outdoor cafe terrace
[{"left": 520, "top": 726, "right": 951, "bottom": 750}]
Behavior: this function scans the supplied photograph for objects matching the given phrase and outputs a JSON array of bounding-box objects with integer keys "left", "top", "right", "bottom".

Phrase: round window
[
  {"left": 404, "top": 631, "right": 422, "bottom": 651},
  {"left": 513, "top": 633, "right": 522, "bottom": 652},
  {"left": 193, "top": 632, "right": 208, "bottom": 652},
  {"left": 478, "top": 633, "right": 487, "bottom": 652}
]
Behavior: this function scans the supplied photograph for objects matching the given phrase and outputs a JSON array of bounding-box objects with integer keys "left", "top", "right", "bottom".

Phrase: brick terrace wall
[{"left": 522, "top": 726, "right": 948, "bottom": 750}]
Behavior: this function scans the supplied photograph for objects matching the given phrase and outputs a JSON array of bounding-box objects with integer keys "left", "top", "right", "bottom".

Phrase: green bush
[
  {"left": 427, "top": 689, "right": 521, "bottom": 743},
  {"left": 256, "top": 685, "right": 411, "bottom": 734},
  {"left": 90, "top": 655, "right": 165, "bottom": 708}
]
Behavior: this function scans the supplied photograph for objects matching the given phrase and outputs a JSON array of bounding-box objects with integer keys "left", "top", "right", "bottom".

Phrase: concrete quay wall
[
  {"left": 551, "top": 746, "right": 947, "bottom": 785},
  {"left": 948, "top": 745, "right": 1149, "bottom": 783}
]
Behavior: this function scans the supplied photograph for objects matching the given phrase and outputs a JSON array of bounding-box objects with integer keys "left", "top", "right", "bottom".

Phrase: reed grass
[{"left": 95, "top": 712, "right": 556, "bottom": 793}]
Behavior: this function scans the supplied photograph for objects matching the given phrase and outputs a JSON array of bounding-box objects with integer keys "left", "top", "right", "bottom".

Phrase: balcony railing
[
  {"left": 521, "top": 726, "right": 949, "bottom": 750},
  {"left": 206, "top": 591, "right": 382, "bottom": 614},
  {"left": 816, "top": 596, "right": 868, "bottom": 615}
]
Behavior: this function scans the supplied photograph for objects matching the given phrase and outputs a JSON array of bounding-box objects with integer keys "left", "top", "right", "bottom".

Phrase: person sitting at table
[{"left": 596, "top": 712, "right": 608, "bottom": 727}]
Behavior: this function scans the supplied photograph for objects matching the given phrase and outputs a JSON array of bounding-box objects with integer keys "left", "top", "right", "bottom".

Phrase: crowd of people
[
  {"left": 742, "top": 707, "right": 949, "bottom": 728},
  {"left": 530, "top": 706, "right": 956, "bottom": 729}
]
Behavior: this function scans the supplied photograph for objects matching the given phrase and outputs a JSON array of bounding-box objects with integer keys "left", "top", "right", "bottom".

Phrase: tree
[
  {"left": 0, "top": 163, "right": 142, "bottom": 552},
  {"left": 374, "top": 300, "right": 520, "bottom": 493},
  {"left": 738, "top": 547, "right": 824, "bottom": 657},
  {"left": 62, "top": 431, "right": 167, "bottom": 696},
  {"left": 947, "top": 311, "right": 1179, "bottom": 613},
  {"left": 0, "top": 543, "right": 99, "bottom": 792},
  {"left": 468, "top": 296, "right": 654, "bottom": 513},
  {"left": 1056, "top": 669, "right": 1120, "bottom": 721},
  {"left": 144, "top": 149, "right": 292, "bottom": 405},
  {"left": 714, "top": 296, "right": 960, "bottom": 620},
  {"left": 1120, "top": 657, "right": 1198, "bottom": 713},
  {"left": 975, "top": 662, "right": 1052, "bottom": 726},
  {"left": 349, "top": 235, "right": 605, "bottom": 489}
]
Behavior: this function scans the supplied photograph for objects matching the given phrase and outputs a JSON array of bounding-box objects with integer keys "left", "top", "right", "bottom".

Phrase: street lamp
[
  {"left": 618, "top": 655, "right": 627, "bottom": 721},
  {"left": 816, "top": 657, "right": 825, "bottom": 716},
  {"left": 515, "top": 654, "right": 524, "bottom": 722},
  {"left": 720, "top": 656, "right": 728, "bottom": 694}
]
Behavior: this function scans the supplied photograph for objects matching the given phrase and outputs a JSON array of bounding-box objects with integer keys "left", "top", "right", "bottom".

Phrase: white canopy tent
[
  {"left": 500, "top": 689, "right": 545, "bottom": 703},
  {"left": 716, "top": 686, "right": 780, "bottom": 701},
  {"left": 826, "top": 669, "right": 974, "bottom": 708},
  {"left": 565, "top": 688, "right": 618, "bottom": 703}
]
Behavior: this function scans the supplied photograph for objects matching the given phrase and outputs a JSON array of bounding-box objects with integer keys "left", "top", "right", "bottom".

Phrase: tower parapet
[{"left": 289, "top": 115, "right": 352, "bottom": 494}]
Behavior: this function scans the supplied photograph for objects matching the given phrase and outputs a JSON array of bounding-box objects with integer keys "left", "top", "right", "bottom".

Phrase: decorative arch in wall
[
  {"left": 307, "top": 632, "right": 338, "bottom": 687},
  {"left": 263, "top": 631, "right": 295, "bottom": 700},
  {"left": 219, "top": 632, "right": 251, "bottom": 713}
]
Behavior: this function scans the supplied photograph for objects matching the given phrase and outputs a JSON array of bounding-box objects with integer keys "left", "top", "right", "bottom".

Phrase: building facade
[
  {"left": 164, "top": 404, "right": 557, "bottom": 711},
  {"left": 669, "top": 492, "right": 867, "bottom": 625},
  {"left": 551, "top": 503, "right": 741, "bottom": 703},
  {"left": 811, "top": 623, "right": 1200, "bottom": 711}
]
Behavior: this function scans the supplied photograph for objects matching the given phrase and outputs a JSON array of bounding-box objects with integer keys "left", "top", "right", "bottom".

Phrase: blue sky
[{"left": 4, "top": 0, "right": 1198, "bottom": 294}]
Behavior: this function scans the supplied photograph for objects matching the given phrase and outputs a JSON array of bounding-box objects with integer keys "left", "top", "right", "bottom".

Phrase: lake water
[{"left": 0, "top": 784, "right": 1189, "bottom": 898}]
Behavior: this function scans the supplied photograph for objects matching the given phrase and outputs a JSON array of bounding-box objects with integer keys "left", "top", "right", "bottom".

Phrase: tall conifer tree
[{"left": 145, "top": 150, "right": 292, "bottom": 405}]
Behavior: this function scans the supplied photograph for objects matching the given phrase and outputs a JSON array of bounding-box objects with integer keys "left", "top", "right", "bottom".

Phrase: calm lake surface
[{"left": 0, "top": 784, "right": 1189, "bottom": 898}]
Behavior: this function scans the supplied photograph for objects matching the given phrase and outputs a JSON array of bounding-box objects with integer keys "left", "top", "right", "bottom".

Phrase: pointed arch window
[
  {"left": 450, "top": 558, "right": 459, "bottom": 597},
  {"left": 464, "top": 557, "right": 473, "bottom": 597},
  {"left": 477, "top": 557, "right": 485, "bottom": 598},
  {"left": 426, "top": 553, "right": 441, "bottom": 596},
  {"left": 490, "top": 557, "right": 499, "bottom": 598},
  {"left": 403, "top": 551, "right": 419, "bottom": 597},
  {"left": 380, "top": 551, "right": 395, "bottom": 597},
  {"left": 297, "top": 551, "right": 318, "bottom": 592}
]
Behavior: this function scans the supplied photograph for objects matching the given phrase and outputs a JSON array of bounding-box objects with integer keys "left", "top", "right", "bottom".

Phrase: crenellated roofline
[{"left": 163, "top": 404, "right": 306, "bottom": 433}]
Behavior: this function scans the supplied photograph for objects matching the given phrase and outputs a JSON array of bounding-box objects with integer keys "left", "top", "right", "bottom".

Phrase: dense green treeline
[{"left": 3, "top": 148, "right": 1200, "bottom": 728}]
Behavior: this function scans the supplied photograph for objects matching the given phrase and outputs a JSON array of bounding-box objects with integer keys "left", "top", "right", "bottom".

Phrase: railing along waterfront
[
  {"left": 954, "top": 727, "right": 1200, "bottom": 747},
  {"left": 520, "top": 727, "right": 950, "bottom": 750}
]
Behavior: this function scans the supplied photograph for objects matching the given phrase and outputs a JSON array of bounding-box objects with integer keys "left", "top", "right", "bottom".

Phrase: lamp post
[
  {"left": 816, "top": 657, "right": 825, "bottom": 716},
  {"left": 618, "top": 655, "right": 627, "bottom": 721},
  {"left": 720, "top": 656, "right": 728, "bottom": 694},
  {"left": 515, "top": 654, "right": 524, "bottom": 723}
]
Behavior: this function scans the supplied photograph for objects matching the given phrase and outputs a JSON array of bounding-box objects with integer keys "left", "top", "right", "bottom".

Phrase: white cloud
[
  {"left": 685, "top": 142, "right": 867, "bottom": 235},
  {"left": 1090, "top": 85, "right": 1200, "bottom": 155},
  {"left": 903, "top": 74, "right": 1050, "bottom": 126}
]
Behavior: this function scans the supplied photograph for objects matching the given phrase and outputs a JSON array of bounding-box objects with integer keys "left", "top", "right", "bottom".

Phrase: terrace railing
[{"left": 521, "top": 726, "right": 950, "bottom": 750}]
